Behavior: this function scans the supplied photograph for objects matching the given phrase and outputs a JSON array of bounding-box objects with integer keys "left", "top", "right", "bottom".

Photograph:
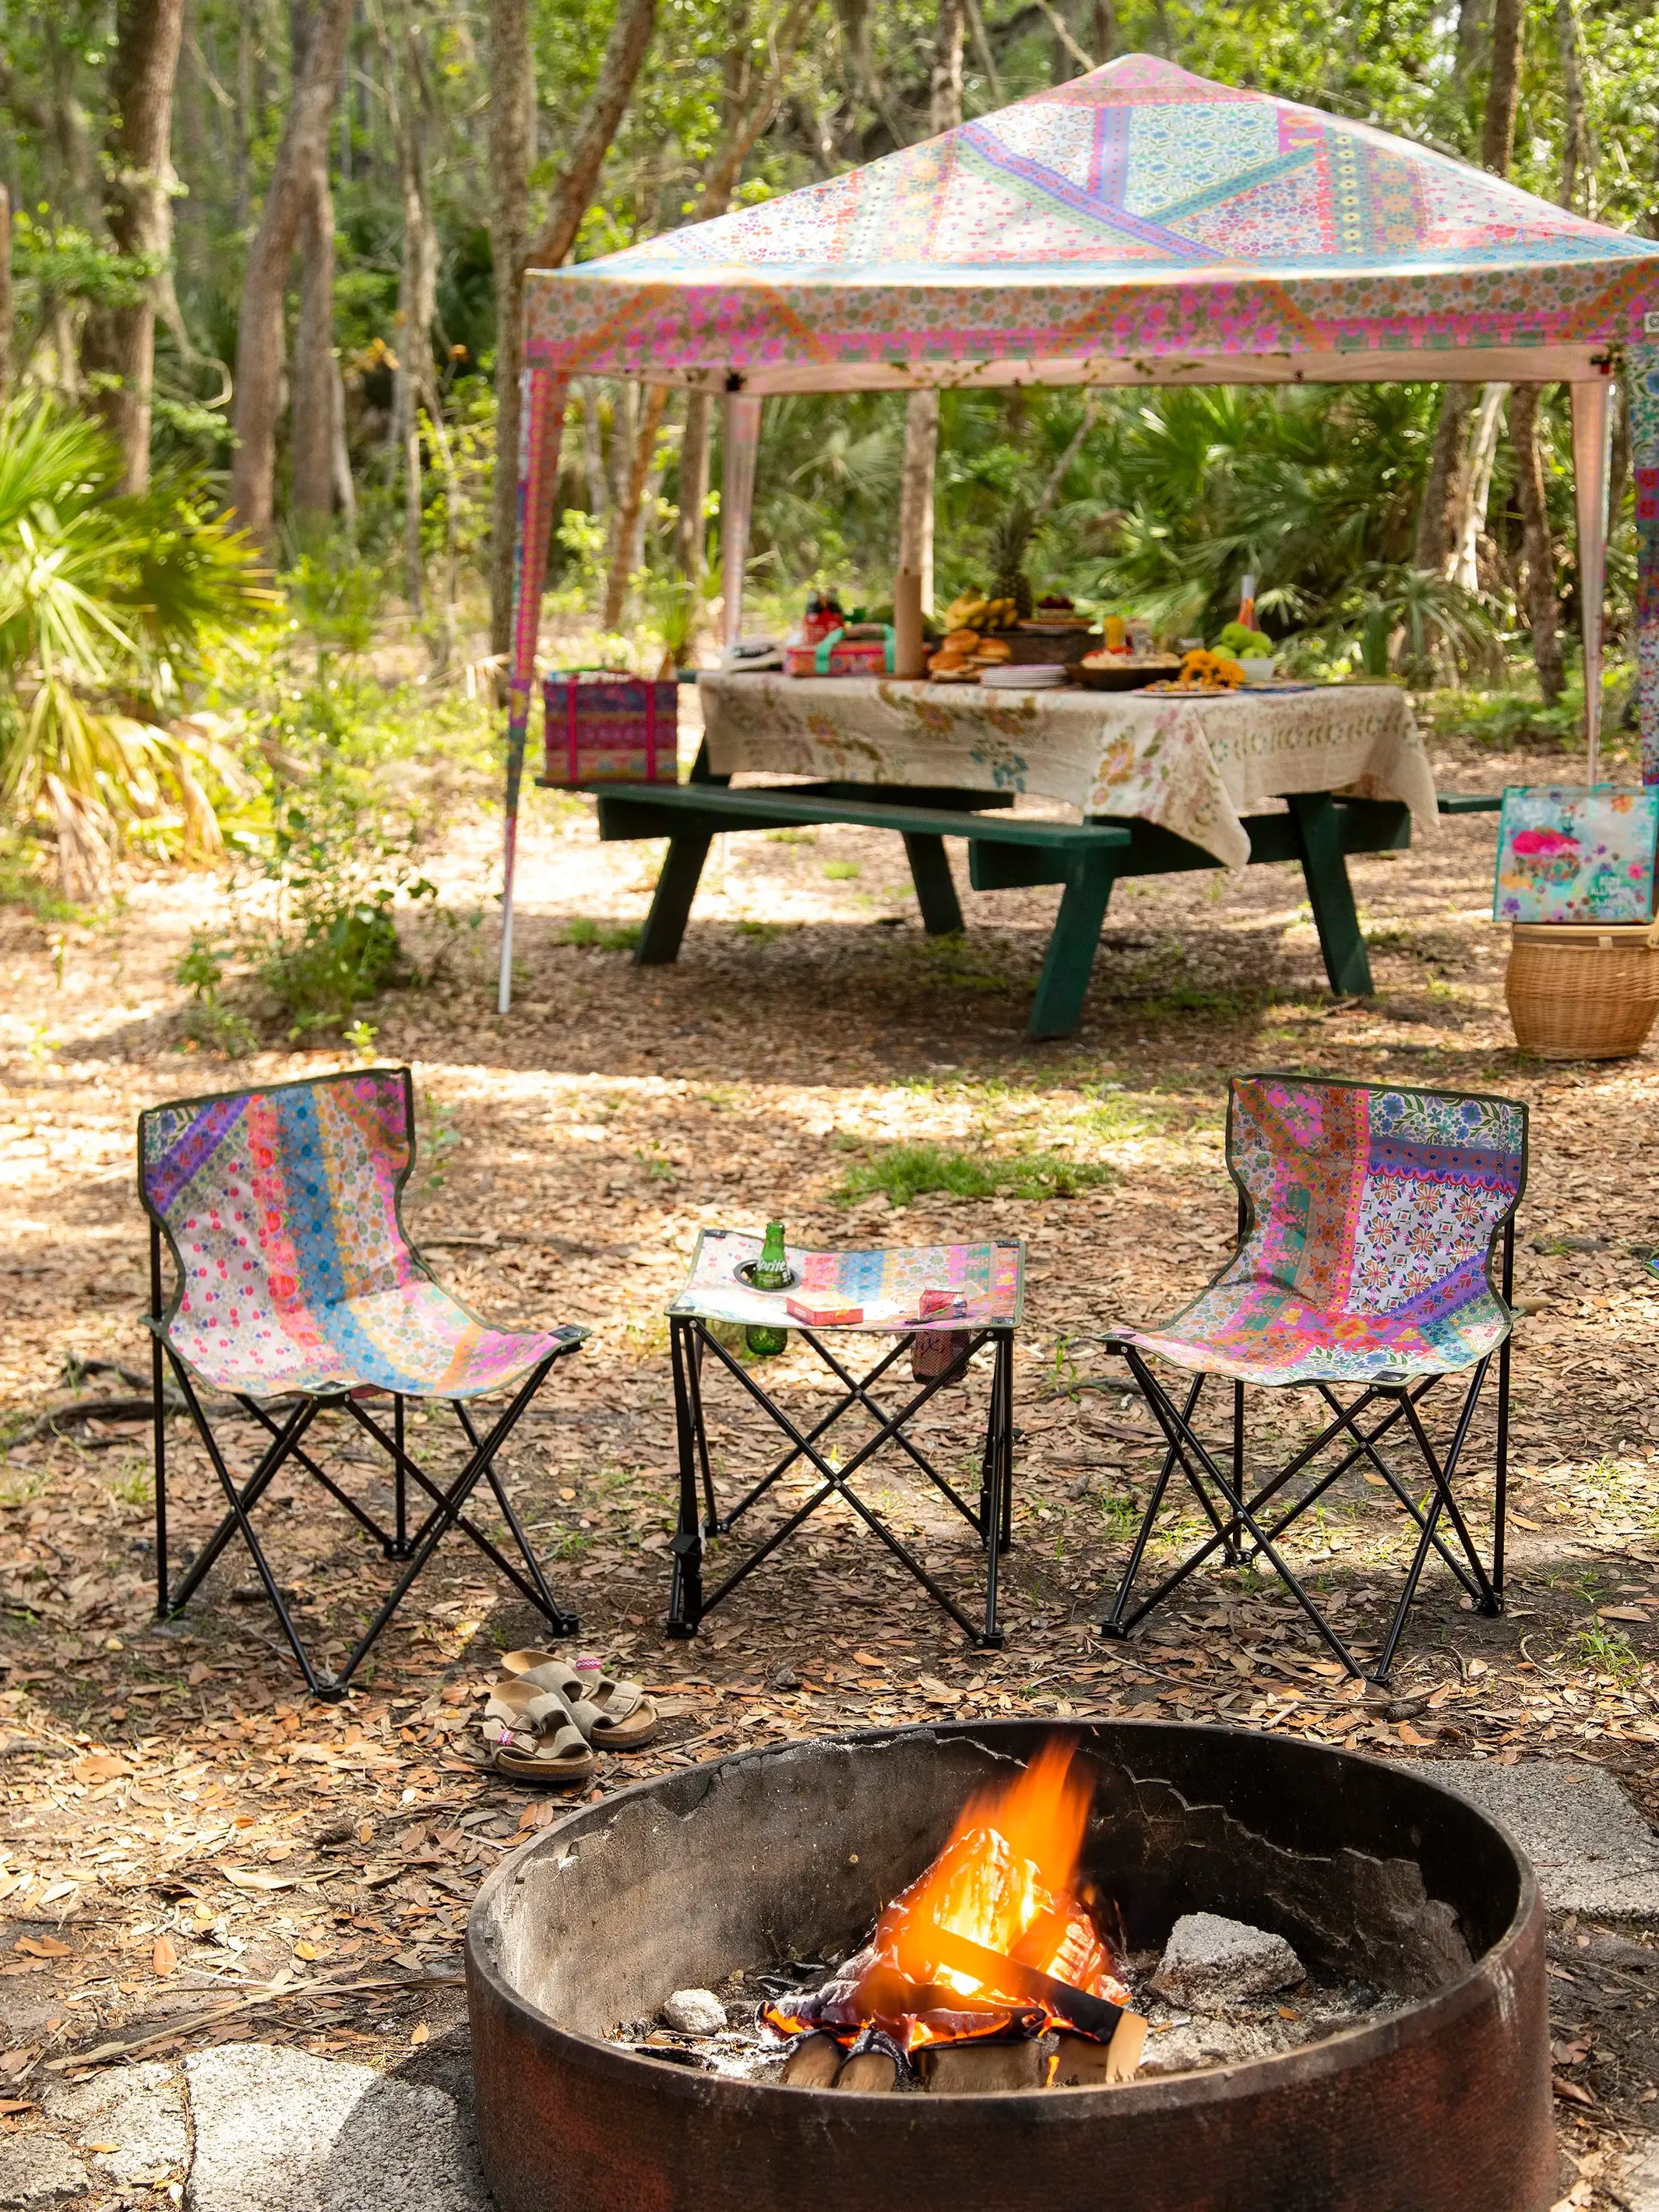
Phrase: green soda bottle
[{"left": 745, "top": 1220, "right": 790, "bottom": 1358}]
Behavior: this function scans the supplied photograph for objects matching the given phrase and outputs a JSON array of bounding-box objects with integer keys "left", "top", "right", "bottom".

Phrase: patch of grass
[
  {"left": 822, "top": 859, "right": 861, "bottom": 881},
  {"left": 733, "top": 918, "right": 791, "bottom": 943},
  {"left": 1137, "top": 984, "right": 1252, "bottom": 1017},
  {"left": 561, "top": 916, "right": 643, "bottom": 952},
  {"left": 765, "top": 827, "right": 816, "bottom": 845},
  {"left": 1097, "top": 1490, "right": 1142, "bottom": 1538},
  {"left": 837, "top": 1139, "right": 1114, "bottom": 1206},
  {"left": 105, "top": 1465, "right": 153, "bottom": 1509},
  {"left": 1571, "top": 1623, "right": 1640, "bottom": 1678}
]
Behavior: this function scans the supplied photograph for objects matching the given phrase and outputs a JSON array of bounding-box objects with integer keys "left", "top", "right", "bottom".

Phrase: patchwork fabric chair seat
[
  {"left": 140, "top": 1067, "right": 586, "bottom": 1697},
  {"left": 1100, "top": 1074, "right": 1526, "bottom": 1681}
]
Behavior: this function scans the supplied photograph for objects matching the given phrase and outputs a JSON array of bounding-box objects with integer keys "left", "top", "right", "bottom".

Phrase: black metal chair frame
[
  {"left": 666, "top": 1317, "right": 1016, "bottom": 1648},
  {"left": 1099, "top": 1206, "right": 1516, "bottom": 1684},
  {"left": 147, "top": 1220, "right": 584, "bottom": 1702}
]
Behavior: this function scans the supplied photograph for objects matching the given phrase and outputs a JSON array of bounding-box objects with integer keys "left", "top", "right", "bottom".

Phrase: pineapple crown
[{"left": 987, "top": 498, "right": 1038, "bottom": 578}]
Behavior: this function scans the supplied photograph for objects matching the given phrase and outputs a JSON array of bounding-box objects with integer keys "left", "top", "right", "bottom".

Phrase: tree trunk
[
  {"left": 675, "top": 390, "right": 711, "bottom": 582},
  {"left": 664, "top": 0, "right": 815, "bottom": 596},
  {"left": 291, "top": 165, "right": 339, "bottom": 522},
  {"left": 1418, "top": 2, "right": 1524, "bottom": 576},
  {"left": 0, "top": 185, "right": 12, "bottom": 403},
  {"left": 1453, "top": 382, "right": 1507, "bottom": 593},
  {"left": 603, "top": 382, "right": 668, "bottom": 626},
  {"left": 1509, "top": 386, "right": 1563, "bottom": 706},
  {"left": 1453, "top": 0, "right": 1488, "bottom": 90},
  {"left": 898, "top": 0, "right": 964, "bottom": 610},
  {"left": 488, "top": 0, "right": 657, "bottom": 660},
  {"left": 390, "top": 5, "right": 439, "bottom": 608},
  {"left": 227, "top": 0, "right": 354, "bottom": 542},
  {"left": 80, "top": 0, "right": 187, "bottom": 495},
  {"left": 1556, "top": 0, "right": 1589, "bottom": 214},
  {"left": 1481, "top": 0, "right": 1523, "bottom": 177}
]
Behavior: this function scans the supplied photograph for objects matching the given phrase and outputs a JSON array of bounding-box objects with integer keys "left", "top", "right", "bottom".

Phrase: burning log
[
  {"left": 916, "top": 2041, "right": 1047, "bottom": 2095},
  {"left": 1052, "top": 2015, "right": 1148, "bottom": 2087},
  {"left": 780, "top": 2034, "right": 844, "bottom": 2088},
  {"left": 833, "top": 2031, "right": 905, "bottom": 2093}
]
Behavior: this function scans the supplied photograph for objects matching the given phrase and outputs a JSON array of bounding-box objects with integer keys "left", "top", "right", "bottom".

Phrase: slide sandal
[
  {"left": 481, "top": 1682, "right": 595, "bottom": 1785},
  {"left": 500, "top": 1649, "right": 660, "bottom": 1751}
]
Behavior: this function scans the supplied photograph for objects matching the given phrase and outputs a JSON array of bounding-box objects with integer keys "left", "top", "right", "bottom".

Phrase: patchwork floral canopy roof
[{"left": 523, "top": 55, "right": 1659, "bottom": 393}]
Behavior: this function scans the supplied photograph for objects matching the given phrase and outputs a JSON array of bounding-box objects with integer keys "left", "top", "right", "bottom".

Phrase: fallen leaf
[
  {"left": 410, "top": 2023, "right": 429, "bottom": 2047},
  {"left": 71, "top": 1755, "right": 125, "bottom": 1784},
  {"left": 1510, "top": 1514, "right": 1541, "bottom": 1531},
  {"left": 14, "top": 1937, "right": 69, "bottom": 1960},
  {"left": 151, "top": 1936, "right": 178, "bottom": 1977},
  {"left": 220, "top": 1869, "right": 306, "bottom": 1893},
  {"left": 187, "top": 1662, "right": 212, "bottom": 1686},
  {"left": 1553, "top": 2077, "right": 1596, "bottom": 2107},
  {"left": 294, "top": 1941, "right": 320, "bottom": 1961},
  {"left": 0, "top": 2052, "right": 36, "bottom": 2078},
  {"left": 1598, "top": 1606, "right": 1649, "bottom": 1623},
  {"left": 1396, "top": 1722, "right": 1434, "bottom": 1746}
]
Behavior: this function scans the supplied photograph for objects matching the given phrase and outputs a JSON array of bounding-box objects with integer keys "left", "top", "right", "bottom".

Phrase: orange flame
[{"left": 859, "top": 1737, "right": 1129, "bottom": 2045}]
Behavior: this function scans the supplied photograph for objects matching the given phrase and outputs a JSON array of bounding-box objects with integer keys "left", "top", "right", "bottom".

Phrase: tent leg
[
  {"left": 498, "top": 369, "right": 569, "bottom": 1016},
  {"left": 1571, "top": 376, "right": 1613, "bottom": 787},
  {"left": 720, "top": 392, "right": 763, "bottom": 654},
  {"left": 1627, "top": 346, "right": 1659, "bottom": 789}
]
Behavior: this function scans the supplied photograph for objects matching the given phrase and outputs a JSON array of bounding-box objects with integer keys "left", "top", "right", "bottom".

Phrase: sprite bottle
[{"left": 745, "top": 1220, "right": 791, "bottom": 1358}]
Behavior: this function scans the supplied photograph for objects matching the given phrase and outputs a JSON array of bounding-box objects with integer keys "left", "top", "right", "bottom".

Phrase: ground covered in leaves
[{"left": 2, "top": 725, "right": 1657, "bottom": 2206}]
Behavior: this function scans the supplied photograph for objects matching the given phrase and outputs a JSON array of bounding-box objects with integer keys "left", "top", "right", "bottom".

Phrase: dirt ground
[{"left": 2, "top": 724, "right": 1657, "bottom": 2204}]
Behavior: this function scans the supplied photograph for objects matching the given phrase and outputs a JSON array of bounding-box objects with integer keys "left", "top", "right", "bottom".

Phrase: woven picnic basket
[{"left": 1506, "top": 921, "right": 1659, "bottom": 1059}]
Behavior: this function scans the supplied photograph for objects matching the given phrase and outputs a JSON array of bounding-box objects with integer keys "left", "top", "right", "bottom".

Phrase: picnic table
[{"left": 576, "top": 671, "right": 1483, "bottom": 1040}]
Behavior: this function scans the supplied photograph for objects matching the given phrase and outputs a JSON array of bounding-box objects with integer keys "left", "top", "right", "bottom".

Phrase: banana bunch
[{"left": 942, "top": 594, "right": 1019, "bottom": 633}]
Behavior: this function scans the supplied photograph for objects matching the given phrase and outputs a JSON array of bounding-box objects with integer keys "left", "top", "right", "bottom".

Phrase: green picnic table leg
[
  {"left": 902, "top": 831, "right": 966, "bottom": 936},
  {"left": 635, "top": 834, "right": 713, "bottom": 967},
  {"left": 1287, "top": 792, "right": 1374, "bottom": 997},
  {"left": 1027, "top": 847, "right": 1117, "bottom": 1040}
]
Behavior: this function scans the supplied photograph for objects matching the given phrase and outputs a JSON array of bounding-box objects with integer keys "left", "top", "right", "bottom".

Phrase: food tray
[{"left": 1077, "top": 660, "right": 1178, "bottom": 692}]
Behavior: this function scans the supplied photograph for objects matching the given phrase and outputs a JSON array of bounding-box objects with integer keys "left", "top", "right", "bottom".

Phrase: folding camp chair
[
  {"left": 1098, "top": 1073, "right": 1527, "bottom": 1682},
  {"left": 139, "top": 1066, "right": 586, "bottom": 1699}
]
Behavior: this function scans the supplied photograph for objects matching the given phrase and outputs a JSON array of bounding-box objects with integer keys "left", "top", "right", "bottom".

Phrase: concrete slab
[
  {"left": 185, "top": 2043, "right": 488, "bottom": 2212},
  {"left": 1435, "top": 1760, "right": 1659, "bottom": 1916},
  {"left": 42, "top": 2056, "right": 187, "bottom": 2186},
  {"left": 1618, "top": 2136, "right": 1659, "bottom": 2212},
  {"left": 0, "top": 2132, "right": 89, "bottom": 2210}
]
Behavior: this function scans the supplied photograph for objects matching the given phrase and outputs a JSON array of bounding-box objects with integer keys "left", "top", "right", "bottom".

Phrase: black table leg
[
  {"left": 903, "top": 831, "right": 966, "bottom": 935},
  {"left": 636, "top": 834, "right": 713, "bottom": 967}
]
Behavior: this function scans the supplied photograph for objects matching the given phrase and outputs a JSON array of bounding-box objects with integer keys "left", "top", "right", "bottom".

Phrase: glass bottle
[{"left": 745, "top": 1220, "right": 790, "bottom": 1357}]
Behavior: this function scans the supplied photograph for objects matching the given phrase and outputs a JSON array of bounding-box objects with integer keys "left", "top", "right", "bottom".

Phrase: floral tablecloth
[{"left": 698, "top": 674, "right": 1437, "bottom": 870}]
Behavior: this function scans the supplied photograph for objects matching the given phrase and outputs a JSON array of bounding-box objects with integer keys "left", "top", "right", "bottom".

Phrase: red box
[{"left": 786, "top": 1295, "right": 865, "bottom": 1326}]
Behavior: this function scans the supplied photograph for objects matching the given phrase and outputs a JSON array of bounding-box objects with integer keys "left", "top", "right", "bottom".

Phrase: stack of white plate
[{"left": 980, "top": 664, "right": 1069, "bottom": 689}]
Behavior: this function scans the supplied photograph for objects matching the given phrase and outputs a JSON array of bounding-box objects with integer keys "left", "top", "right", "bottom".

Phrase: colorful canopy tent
[{"left": 499, "top": 54, "right": 1659, "bottom": 1008}]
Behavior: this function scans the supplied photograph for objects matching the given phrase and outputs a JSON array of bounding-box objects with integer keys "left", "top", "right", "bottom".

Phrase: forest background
[{"left": 0, "top": 0, "right": 1657, "bottom": 1009}]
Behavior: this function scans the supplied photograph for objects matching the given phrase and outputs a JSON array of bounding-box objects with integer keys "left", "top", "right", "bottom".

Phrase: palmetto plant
[{"left": 0, "top": 396, "right": 273, "bottom": 894}]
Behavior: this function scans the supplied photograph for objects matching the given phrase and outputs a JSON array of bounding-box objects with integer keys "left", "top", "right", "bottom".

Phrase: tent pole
[
  {"left": 497, "top": 368, "right": 569, "bottom": 1016},
  {"left": 720, "top": 391, "right": 763, "bottom": 653},
  {"left": 1628, "top": 345, "right": 1659, "bottom": 788},
  {"left": 1570, "top": 375, "right": 1612, "bottom": 786}
]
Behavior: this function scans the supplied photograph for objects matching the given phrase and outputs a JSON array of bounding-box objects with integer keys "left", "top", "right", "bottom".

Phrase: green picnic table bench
[{"left": 547, "top": 746, "right": 1499, "bottom": 1041}]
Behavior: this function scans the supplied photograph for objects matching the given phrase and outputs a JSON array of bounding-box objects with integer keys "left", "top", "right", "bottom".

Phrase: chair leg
[
  {"left": 389, "top": 1393, "right": 414, "bottom": 1559},
  {"left": 150, "top": 1223, "right": 168, "bottom": 1621},
  {"left": 1101, "top": 1372, "right": 1205, "bottom": 1637},
  {"left": 453, "top": 1398, "right": 579, "bottom": 1635},
  {"left": 667, "top": 1321, "right": 704, "bottom": 1637},
  {"left": 330, "top": 1357, "right": 564, "bottom": 1692}
]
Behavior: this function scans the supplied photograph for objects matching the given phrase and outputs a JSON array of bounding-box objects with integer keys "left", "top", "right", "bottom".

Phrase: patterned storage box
[
  {"left": 1493, "top": 784, "right": 1659, "bottom": 924},
  {"left": 785, "top": 628, "right": 893, "bottom": 679},
  {"left": 542, "top": 671, "right": 677, "bottom": 786}
]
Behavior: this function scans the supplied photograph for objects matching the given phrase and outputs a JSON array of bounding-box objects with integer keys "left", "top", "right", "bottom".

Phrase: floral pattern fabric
[
  {"left": 139, "top": 1070, "right": 583, "bottom": 1401},
  {"left": 1125, "top": 1076, "right": 1527, "bottom": 1385},
  {"left": 523, "top": 55, "right": 1657, "bottom": 390},
  {"left": 699, "top": 673, "right": 1435, "bottom": 867},
  {"left": 1492, "top": 784, "right": 1659, "bottom": 923}
]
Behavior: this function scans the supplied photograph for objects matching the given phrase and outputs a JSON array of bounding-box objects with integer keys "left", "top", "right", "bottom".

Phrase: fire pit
[{"left": 467, "top": 1722, "right": 1553, "bottom": 2212}]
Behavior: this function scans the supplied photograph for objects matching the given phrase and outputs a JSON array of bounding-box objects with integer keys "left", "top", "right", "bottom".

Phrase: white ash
[
  {"left": 1150, "top": 1914, "right": 1305, "bottom": 2009},
  {"left": 661, "top": 1988, "right": 728, "bottom": 2035}
]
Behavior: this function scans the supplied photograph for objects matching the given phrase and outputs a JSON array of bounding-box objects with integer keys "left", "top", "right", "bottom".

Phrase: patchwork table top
[
  {"left": 667, "top": 1229, "right": 1025, "bottom": 1332},
  {"left": 698, "top": 674, "right": 1437, "bottom": 870}
]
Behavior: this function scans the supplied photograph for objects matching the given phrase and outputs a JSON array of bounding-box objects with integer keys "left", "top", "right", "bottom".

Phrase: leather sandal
[
  {"left": 499, "top": 1649, "right": 660, "bottom": 1750},
  {"left": 481, "top": 1681, "right": 596, "bottom": 1784}
]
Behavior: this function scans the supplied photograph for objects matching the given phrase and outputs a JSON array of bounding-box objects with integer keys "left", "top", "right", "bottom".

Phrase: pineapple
[{"left": 988, "top": 499, "right": 1037, "bottom": 622}]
